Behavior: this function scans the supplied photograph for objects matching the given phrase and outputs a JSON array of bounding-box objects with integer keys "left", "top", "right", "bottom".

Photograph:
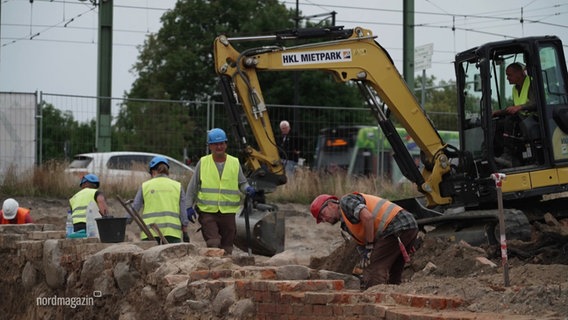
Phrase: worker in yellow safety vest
[
  {"left": 493, "top": 62, "right": 538, "bottom": 168},
  {"left": 132, "top": 156, "right": 188, "bottom": 244},
  {"left": 185, "top": 128, "right": 255, "bottom": 255},
  {"left": 69, "top": 174, "right": 109, "bottom": 231}
]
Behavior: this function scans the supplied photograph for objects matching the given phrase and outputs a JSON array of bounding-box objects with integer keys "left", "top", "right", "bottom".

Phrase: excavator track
[{"left": 416, "top": 208, "right": 531, "bottom": 246}]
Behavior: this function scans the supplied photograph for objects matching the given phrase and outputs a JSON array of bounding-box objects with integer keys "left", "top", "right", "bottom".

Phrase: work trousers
[
  {"left": 362, "top": 227, "right": 418, "bottom": 289},
  {"left": 73, "top": 222, "right": 86, "bottom": 232},
  {"left": 198, "top": 212, "right": 236, "bottom": 255}
]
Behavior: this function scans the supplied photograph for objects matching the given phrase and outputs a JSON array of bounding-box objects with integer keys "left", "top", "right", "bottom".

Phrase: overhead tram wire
[
  {"left": 9, "top": 1, "right": 566, "bottom": 45},
  {"left": 286, "top": 1, "right": 568, "bottom": 30},
  {"left": 333, "top": 17, "right": 559, "bottom": 41},
  {"left": 286, "top": 1, "right": 568, "bottom": 17},
  {"left": 22, "top": 0, "right": 172, "bottom": 12},
  {"left": 2, "top": 6, "right": 96, "bottom": 47},
  {"left": 1, "top": 0, "right": 173, "bottom": 46},
  {"left": 285, "top": 1, "right": 568, "bottom": 49},
  {"left": 417, "top": 10, "right": 568, "bottom": 30},
  {"left": 0, "top": 4, "right": 168, "bottom": 48}
]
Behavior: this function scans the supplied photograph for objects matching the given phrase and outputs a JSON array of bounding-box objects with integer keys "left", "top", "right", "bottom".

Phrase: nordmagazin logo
[
  {"left": 36, "top": 291, "right": 100, "bottom": 308},
  {"left": 282, "top": 49, "right": 352, "bottom": 65}
]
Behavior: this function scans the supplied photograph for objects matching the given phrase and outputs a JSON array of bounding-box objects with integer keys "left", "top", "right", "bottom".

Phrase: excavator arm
[{"left": 214, "top": 26, "right": 455, "bottom": 207}]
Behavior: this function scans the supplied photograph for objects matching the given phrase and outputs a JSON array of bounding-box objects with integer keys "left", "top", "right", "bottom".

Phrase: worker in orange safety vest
[
  {"left": 1, "top": 198, "right": 33, "bottom": 224},
  {"left": 310, "top": 192, "right": 418, "bottom": 289}
]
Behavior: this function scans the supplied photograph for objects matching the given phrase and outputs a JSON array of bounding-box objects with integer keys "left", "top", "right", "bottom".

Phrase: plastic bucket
[{"left": 95, "top": 217, "right": 127, "bottom": 243}]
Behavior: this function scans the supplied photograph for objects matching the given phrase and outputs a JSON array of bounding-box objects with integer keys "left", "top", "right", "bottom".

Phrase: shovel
[
  {"left": 150, "top": 223, "right": 169, "bottom": 245},
  {"left": 116, "top": 195, "right": 155, "bottom": 243}
]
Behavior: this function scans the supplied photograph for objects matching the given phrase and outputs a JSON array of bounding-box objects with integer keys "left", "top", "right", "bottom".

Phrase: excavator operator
[{"left": 493, "top": 62, "right": 537, "bottom": 167}]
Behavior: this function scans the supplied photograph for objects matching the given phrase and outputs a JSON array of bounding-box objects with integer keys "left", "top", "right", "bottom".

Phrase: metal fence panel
[
  {"left": 0, "top": 92, "right": 37, "bottom": 181},
  {"left": 35, "top": 92, "right": 456, "bottom": 169}
]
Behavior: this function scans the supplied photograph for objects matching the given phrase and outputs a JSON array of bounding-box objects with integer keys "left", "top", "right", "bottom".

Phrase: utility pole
[
  {"left": 403, "top": 0, "right": 415, "bottom": 92},
  {"left": 96, "top": 0, "right": 113, "bottom": 152},
  {"left": 292, "top": 0, "right": 300, "bottom": 131}
]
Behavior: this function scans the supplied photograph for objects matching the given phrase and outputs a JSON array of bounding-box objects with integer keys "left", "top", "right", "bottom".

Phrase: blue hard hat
[
  {"left": 80, "top": 173, "right": 100, "bottom": 187},
  {"left": 207, "top": 128, "right": 228, "bottom": 144},
  {"left": 149, "top": 156, "right": 169, "bottom": 172}
]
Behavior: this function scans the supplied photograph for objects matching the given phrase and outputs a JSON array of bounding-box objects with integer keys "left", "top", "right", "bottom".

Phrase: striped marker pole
[{"left": 491, "top": 173, "right": 509, "bottom": 287}]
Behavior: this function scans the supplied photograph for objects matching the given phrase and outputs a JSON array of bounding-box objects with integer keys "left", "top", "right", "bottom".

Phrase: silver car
[{"left": 66, "top": 151, "right": 194, "bottom": 184}]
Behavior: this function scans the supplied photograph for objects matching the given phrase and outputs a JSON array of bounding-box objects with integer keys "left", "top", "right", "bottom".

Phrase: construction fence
[{"left": 1, "top": 91, "right": 457, "bottom": 175}]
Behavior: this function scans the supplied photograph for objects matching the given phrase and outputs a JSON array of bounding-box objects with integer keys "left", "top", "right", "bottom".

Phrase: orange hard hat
[{"left": 310, "top": 194, "right": 338, "bottom": 223}]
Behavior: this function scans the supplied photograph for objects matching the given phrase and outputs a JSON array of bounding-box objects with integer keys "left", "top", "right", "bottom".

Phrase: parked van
[{"left": 313, "top": 126, "right": 459, "bottom": 183}]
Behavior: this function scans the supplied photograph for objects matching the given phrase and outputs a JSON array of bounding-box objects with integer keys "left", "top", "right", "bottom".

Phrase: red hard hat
[{"left": 310, "top": 194, "right": 338, "bottom": 223}]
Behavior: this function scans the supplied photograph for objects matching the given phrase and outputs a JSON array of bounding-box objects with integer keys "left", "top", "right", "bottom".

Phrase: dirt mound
[{"left": 373, "top": 236, "right": 568, "bottom": 317}]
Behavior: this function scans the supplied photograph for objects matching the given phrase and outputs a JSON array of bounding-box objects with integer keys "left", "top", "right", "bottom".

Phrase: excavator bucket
[{"left": 234, "top": 202, "right": 285, "bottom": 256}]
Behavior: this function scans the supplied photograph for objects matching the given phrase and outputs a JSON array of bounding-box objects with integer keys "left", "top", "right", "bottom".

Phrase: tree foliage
[
  {"left": 115, "top": 0, "right": 368, "bottom": 161},
  {"left": 414, "top": 75, "right": 457, "bottom": 131},
  {"left": 39, "top": 1, "right": 462, "bottom": 166},
  {"left": 41, "top": 103, "right": 96, "bottom": 160}
]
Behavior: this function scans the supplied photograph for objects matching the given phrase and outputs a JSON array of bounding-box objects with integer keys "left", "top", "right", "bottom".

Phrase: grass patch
[
  {"left": 0, "top": 161, "right": 143, "bottom": 200},
  {"left": 266, "top": 167, "right": 420, "bottom": 204},
  {"left": 1, "top": 161, "right": 77, "bottom": 198}
]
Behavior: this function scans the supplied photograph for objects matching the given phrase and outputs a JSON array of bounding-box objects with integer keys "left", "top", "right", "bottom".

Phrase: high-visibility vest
[
  {"left": 69, "top": 188, "right": 97, "bottom": 224},
  {"left": 141, "top": 176, "right": 182, "bottom": 240},
  {"left": 197, "top": 154, "right": 241, "bottom": 214},
  {"left": 513, "top": 76, "right": 531, "bottom": 106},
  {"left": 0, "top": 207, "right": 30, "bottom": 224},
  {"left": 341, "top": 193, "right": 402, "bottom": 245}
]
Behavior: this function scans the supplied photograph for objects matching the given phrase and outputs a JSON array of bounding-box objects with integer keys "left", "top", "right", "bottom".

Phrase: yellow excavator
[{"left": 213, "top": 26, "right": 568, "bottom": 256}]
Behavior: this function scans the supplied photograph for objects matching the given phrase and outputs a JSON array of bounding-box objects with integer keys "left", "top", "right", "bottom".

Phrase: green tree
[
  {"left": 116, "top": 0, "right": 298, "bottom": 160},
  {"left": 115, "top": 0, "right": 366, "bottom": 161},
  {"left": 41, "top": 103, "right": 96, "bottom": 161},
  {"left": 414, "top": 75, "right": 458, "bottom": 131}
]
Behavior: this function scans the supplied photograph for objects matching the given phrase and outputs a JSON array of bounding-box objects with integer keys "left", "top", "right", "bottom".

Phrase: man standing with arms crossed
[{"left": 278, "top": 120, "right": 302, "bottom": 174}]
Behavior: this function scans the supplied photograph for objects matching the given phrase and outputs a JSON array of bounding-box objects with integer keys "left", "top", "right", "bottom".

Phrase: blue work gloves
[
  {"left": 358, "top": 243, "right": 374, "bottom": 269},
  {"left": 186, "top": 207, "right": 197, "bottom": 223},
  {"left": 246, "top": 186, "right": 256, "bottom": 197}
]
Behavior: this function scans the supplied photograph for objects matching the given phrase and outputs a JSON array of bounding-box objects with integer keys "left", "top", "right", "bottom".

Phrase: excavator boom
[
  {"left": 214, "top": 26, "right": 454, "bottom": 207},
  {"left": 213, "top": 26, "right": 456, "bottom": 256}
]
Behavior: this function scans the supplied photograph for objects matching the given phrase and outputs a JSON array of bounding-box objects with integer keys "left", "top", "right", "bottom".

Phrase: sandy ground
[{"left": 16, "top": 197, "right": 568, "bottom": 318}]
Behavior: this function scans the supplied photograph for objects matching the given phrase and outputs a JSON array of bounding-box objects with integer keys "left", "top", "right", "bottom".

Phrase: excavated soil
[{"left": 13, "top": 197, "right": 568, "bottom": 318}]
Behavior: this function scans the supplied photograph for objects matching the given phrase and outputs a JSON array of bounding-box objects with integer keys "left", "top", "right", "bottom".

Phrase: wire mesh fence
[{"left": 35, "top": 92, "right": 457, "bottom": 169}]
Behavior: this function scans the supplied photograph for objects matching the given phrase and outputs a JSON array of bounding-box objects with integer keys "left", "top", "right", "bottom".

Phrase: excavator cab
[{"left": 455, "top": 36, "right": 568, "bottom": 204}]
